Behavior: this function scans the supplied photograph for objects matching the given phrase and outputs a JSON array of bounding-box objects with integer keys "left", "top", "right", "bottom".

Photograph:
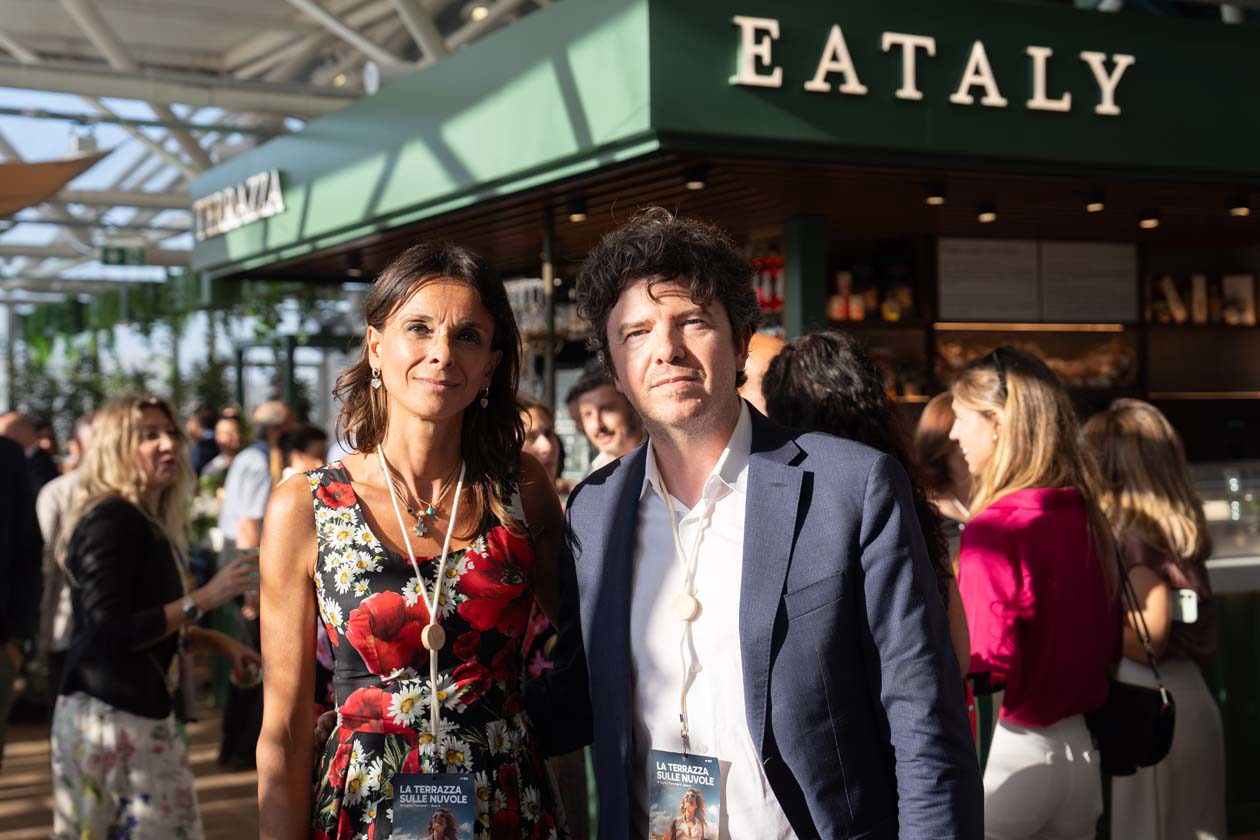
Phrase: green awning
[{"left": 192, "top": 0, "right": 1260, "bottom": 278}]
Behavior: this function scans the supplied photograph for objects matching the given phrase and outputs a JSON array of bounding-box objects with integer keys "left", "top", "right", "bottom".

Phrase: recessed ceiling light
[
  {"left": 683, "top": 164, "right": 708, "bottom": 191},
  {"left": 925, "top": 185, "right": 946, "bottom": 206},
  {"left": 977, "top": 205, "right": 997, "bottom": 224},
  {"left": 470, "top": 4, "right": 489, "bottom": 21},
  {"left": 1086, "top": 190, "right": 1105, "bottom": 213},
  {"left": 1139, "top": 211, "right": 1160, "bottom": 230}
]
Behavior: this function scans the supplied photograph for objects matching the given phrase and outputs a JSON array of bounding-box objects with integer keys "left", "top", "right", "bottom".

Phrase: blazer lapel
[
  {"left": 740, "top": 412, "right": 804, "bottom": 759},
  {"left": 580, "top": 444, "right": 647, "bottom": 785}
]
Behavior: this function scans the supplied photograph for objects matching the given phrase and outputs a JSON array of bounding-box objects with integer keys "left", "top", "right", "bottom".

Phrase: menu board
[
  {"left": 1040, "top": 242, "right": 1138, "bottom": 322},
  {"left": 938, "top": 239, "right": 1039, "bottom": 320}
]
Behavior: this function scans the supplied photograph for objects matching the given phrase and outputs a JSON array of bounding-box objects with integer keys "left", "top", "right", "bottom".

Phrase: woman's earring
[
  {"left": 371, "top": 368, "right": 382, "bottom": 390},
  {"left": 991, "top": 431, "right": 999, "bottom": 443},
  {"left": 479, "top": 387, "right": 489, "bottom": 409}
]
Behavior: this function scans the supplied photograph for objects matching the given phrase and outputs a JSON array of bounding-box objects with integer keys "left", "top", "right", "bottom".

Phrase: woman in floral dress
[{"left": 257, "top": 243, "right": 568, "bottom": 840}]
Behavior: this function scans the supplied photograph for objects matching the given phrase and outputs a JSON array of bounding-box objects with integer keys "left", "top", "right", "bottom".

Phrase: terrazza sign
[
  {"left": 730, "top": 16, "right": 1136, "bottom": 116},
  {"left": 193, "top": 169, "right": 285, "bottom": 241}
]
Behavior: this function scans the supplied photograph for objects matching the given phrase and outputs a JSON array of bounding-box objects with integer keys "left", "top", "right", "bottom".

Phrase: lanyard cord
[
  {"left": 376, "top": 445, "right": 466, "bottom": 761},
  {"left": 657, "top": 470, "right": 716, "bottom": 755}
]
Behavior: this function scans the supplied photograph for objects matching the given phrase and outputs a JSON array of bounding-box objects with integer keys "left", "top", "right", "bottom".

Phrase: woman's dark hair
[
  {"left": 334, "top": 241, "right": 524, "bottom": 535},
  {"left": 762, "top": 330, "right": 952, "bottom": 597},
  {"left": 576, "top": 206, "right": 761, "bottom": 387}
]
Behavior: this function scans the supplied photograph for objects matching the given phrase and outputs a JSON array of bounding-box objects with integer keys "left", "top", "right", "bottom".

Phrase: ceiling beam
[
  {"left": 0, "top": 28, "right": 39, "bottom": 63},
  {"left": 0, "top": 62, "right": 356, "bottom": 117},
  {"left": 0, "top": 276, "right": 165, "bottom": 294},
  {"left": 58, "top": 189, "right": 189, "bottom": 211},
  {"left": 389, "top": 0, "right": 449, "bottom": 60},
  {"left": 0, "top": 104, "right": 282, "bottom": 137},
  {"left": 59, "top": 0, "right": 214, "bottom": 171},
  {"left": 0, "top": 244, "right": 189, "bottom": 266},
  {"left": 447, "top": 0, "right": 530, "bottom": 49},
  {"left": 282, "top": 0, "right": 409, "bottom": 68},
  {"left": 4, "top": 217, "right": 190, "bottom": 235}
]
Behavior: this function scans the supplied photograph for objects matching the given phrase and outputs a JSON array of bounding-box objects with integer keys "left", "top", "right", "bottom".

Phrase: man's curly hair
[{"left": 575, "top": 206, "right": 761, "bottom": 387}]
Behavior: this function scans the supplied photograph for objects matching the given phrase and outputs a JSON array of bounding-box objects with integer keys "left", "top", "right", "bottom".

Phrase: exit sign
[{"left": 99, "top": 245, "right": 147, "bottom": 266}]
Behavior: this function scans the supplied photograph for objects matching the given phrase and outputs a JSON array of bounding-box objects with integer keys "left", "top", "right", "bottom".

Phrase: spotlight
[
  {"left": 977, "top": 205, "right": 997, "bottom": 224},
  {"left": 1139, "top": 211, "right": 1160, "bottom": 230},
  {"left": 1086, "top": 191, "right": 1105, "bottom": 213},
  {"left": 469, "top": 3, "right": 489, "bottom": 21},
  {"left": 1229, "top": 198, "right": 1251, "bottom": 218},
  {"left": 925, "top": 185, "right": 946, "bottom": 206},
  {"left": 684, "top": 165, "right": 708, "bottom": 191},
  {"left": 566, "top": 196, "right": 588, "bottom": 223},
  {"left": 346, "top": 251, "right": 364, "bottom": 278}
]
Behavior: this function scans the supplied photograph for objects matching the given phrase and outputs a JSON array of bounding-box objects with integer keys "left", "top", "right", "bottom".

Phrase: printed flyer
[
  {"left": 646, "top": 749, "right": 721, "bottom": 839},
  {"left": 390, "top": 774, "right": 476, "bottom": 840}
]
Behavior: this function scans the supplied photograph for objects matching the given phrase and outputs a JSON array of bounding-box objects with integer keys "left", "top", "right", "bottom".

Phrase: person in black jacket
[
  {"left": 0, "top": 411, "right": 60, "bottom": 494},
  {"left": 52, "top": 395, "right": 260, "bottom": 840},
  {"left": 0, "top": 435, "right": 41, "bottom": 769}
]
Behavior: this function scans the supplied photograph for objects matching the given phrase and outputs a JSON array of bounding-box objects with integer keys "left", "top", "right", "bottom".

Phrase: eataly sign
[{"left": 730, "top": 16, "right": 1136, "bottom": 116}]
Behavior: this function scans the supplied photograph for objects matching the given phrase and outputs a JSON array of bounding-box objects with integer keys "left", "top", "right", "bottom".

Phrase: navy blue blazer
[{"left": 526, "top": 408, "right": 983, "bottom": 839}]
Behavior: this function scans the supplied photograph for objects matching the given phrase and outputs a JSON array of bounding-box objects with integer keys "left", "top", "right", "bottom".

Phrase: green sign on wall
[{"left": 191, "top": 0, "right": 1260, "bottom": 278}]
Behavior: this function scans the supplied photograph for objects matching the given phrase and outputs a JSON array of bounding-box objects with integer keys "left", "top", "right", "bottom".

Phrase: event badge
[
  {"left": 646, "top": 749, "right": 721, "bottom": 839},
  {"left": 391, "top": 774, "right": 476, "bottom": 839}
]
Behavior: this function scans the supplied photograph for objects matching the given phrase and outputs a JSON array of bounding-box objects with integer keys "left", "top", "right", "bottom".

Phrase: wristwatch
[{"left": 181, "top": 595, "right": 203, "bottom": 623}]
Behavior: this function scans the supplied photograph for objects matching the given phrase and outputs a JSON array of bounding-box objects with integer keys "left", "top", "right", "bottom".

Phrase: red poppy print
[
  {"left": 531, "top": 814, "right": 556, "bottom": 840},
  {"left": 316, "top": 481, "right": 357, "bottom": 509},
  {"left": 493, "top": 810, "right": 522, "bottom": 839},
  {"left": 344, "top": 591, "right": 429, "bottom": 677},
  {"left": 453, "top": 630, "right": 481, "bottom": 661},
  {"left": 457, "top": 531, "right": 533, "bottom": 637},
  {"left": 498, "top": 764, "right": 521, "bottom": 810},
  {"left": 452, "top": 661, "right": 493, "bottom": 707},
  {"left": 491, "top": 646, "right": 520, "bottom": 685}
]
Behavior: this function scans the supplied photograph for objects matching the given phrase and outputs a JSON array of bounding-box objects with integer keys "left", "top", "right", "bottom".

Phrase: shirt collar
[{"left": 641, "top": 401, "right": 752, "bottom": 504}]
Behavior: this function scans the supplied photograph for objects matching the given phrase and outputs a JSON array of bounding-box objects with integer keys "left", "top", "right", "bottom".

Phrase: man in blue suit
[{"left": 526, "top": 207, "right": 982, "bottom": 839}]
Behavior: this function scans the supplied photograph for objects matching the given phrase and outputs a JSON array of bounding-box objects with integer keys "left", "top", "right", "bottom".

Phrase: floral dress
[{"left": 307, "top": 463, "right": 566, "bottom": 840}]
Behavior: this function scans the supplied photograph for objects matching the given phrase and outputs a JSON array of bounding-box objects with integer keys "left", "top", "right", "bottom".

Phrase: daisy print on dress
[{"left": 305, "top": 463, "right": 567, "bottom": 840}]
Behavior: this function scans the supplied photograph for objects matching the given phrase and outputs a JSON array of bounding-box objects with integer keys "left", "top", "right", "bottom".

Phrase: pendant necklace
[
  {"left": 383, "top": 460, "right": 459, "bottom": 538},
  {"left": 376, "top": 445, "right": 466, "bottom": 746}
]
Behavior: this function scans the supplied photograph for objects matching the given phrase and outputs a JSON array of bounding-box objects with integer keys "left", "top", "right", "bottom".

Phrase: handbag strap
[{"left": 1113, "top": 548, "right": 1171, "bottom": 708}]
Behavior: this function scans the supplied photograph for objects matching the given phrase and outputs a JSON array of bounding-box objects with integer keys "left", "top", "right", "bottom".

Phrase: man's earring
[
  {"left": 371, "top": 368, "right": 382, "bottom": 390},
  {"left": 479, "top": 387, "right": 489, "bottom": 408}
]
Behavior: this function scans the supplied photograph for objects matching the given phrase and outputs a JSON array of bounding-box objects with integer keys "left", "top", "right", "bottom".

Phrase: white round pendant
[
  {"left": 421, "top": 623, "right": 446, "bottom": 652},
  {"left": 672, "top": 592, "right": 701, "bottom": 622}
]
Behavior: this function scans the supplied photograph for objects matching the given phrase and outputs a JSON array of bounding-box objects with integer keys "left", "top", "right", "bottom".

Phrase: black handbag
[{"left": 1085, "top": 551, "right": 1176, "bottom": 777}]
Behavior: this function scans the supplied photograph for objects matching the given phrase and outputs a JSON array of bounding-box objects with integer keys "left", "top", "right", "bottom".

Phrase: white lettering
[
  {"left": 950, "top": 40, "right": 1008, "bottom": 107},
  {"left": 264, "top": 169, "right": 286, "bottom": 216},
  {"left": 804, "top": 25, "right": 868, "bottom": 95},
  {"left": 192, "top": 169, "right": 285, "bottom": 241},
  {"left": 730, "top": 15, "right": 783, "bottom": 88},
  {"left": 881, "top": 32, "right": 936, "bottom": 101},
  {"left": 1080, "top": 50, "right": 1135, "bottom": 116},
  {"left": 1026, "top": 46, "right": 1071, "bottom": 112}
]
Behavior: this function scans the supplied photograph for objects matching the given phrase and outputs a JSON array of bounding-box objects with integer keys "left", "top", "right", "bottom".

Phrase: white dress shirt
[{"left": 629, "top": 403, "right": 796, "bottom": 839}]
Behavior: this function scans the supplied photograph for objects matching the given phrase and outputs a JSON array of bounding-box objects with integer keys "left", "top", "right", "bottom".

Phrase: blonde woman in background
[
  {"left": 52, "top": 395, "right": 259, "bottom": 840},
  {"left": 1083, "top": 399, "right": 1226, "bottom": 840},
  {"left": 949, "top": 348, "right": 1119, "bottom": 840}
]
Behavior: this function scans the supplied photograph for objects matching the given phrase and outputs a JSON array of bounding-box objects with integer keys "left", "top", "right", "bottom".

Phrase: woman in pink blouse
[
  {"left": 949, "top": 347, "right": 1119, "bottom": 840},
  {"left": 1083, "top": 399, "right": 1226, "bottom": 840}
]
